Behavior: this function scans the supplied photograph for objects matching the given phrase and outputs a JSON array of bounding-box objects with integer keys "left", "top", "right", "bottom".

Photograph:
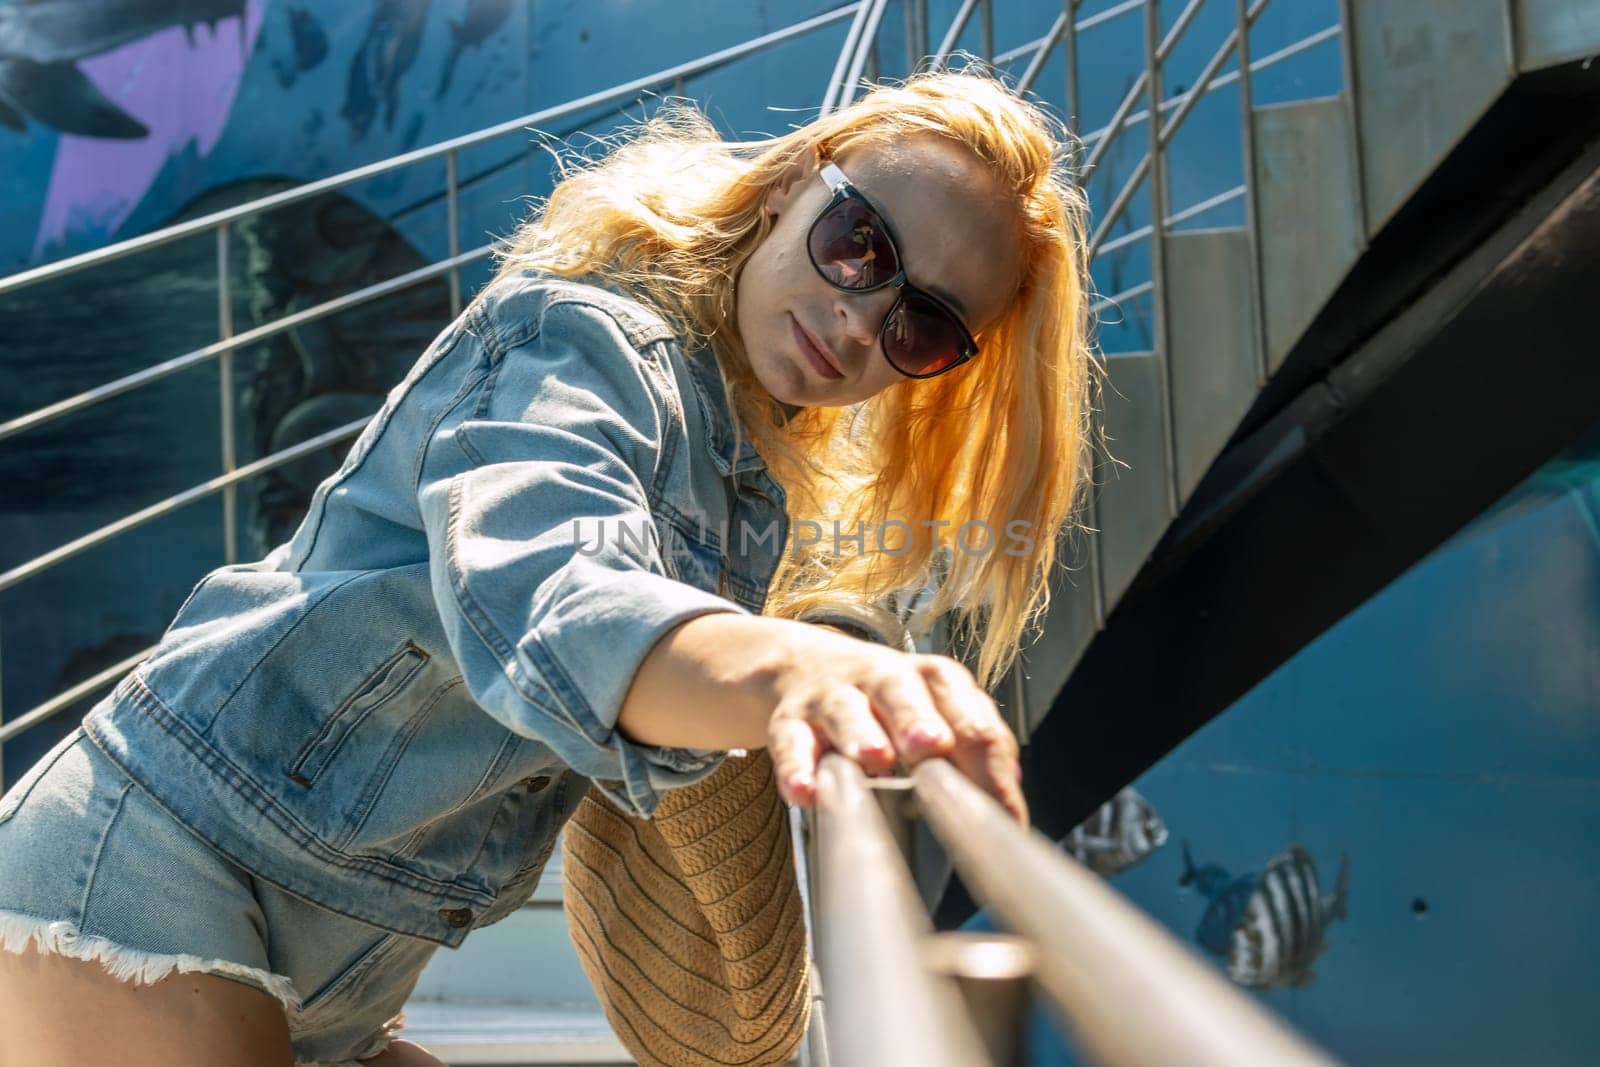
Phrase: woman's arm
[{"left": 619, "top": 611, "right": 1028, "bottom": 825}]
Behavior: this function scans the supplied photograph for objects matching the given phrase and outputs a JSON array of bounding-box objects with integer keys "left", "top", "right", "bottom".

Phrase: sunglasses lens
[
  {"left": 884, "top": 290, "right": 970, "bottom": 377},
  {"left": 809, "top": 198, "right": 899, "bottom": 290}
]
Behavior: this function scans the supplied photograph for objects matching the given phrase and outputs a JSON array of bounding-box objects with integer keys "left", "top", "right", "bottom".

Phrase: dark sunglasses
[{"left": 806, "top": 161, "right": 980, "bottom": 379}]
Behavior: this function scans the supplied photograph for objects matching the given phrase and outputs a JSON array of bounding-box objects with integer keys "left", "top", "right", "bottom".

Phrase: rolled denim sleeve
[{"left": 416, "top": 296, "right": 744, "bottom": 818}]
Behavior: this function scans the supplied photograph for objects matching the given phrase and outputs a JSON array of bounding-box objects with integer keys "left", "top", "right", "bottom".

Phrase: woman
[{"left": 0, "top": 68, "right": 1095, "bottom": 1066}]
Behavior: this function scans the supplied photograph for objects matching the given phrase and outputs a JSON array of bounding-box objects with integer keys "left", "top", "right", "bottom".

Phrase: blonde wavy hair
[{"left": 493, "top": 69, "right": 1099, "bottom": 693}]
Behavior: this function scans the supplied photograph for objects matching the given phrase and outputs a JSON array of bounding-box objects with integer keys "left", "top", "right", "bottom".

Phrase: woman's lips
[{"left": 791, "top": 315, "right": 844, "bottom": 380}]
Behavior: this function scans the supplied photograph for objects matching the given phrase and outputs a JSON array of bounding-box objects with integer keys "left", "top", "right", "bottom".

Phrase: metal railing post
[
  {"left": 838, "top": 0, "right": 891, "bottom": 112},
  {"left": 905, "top": 0, "right": 927, "bottom": 71},
  {"left": 1238, "top": 0, "right": 1269, "bottom": 386},
  {"left": 822, "top": 1, "right": 874, "bottom": 115},
  {"left": 1065, "top": 0, "right": 1082, "bottom": 148},
  {"left": 216, "top": 223, "right": 238, "bottom": 564},
  {"left": 446, "top": 150, "right": 462, "bottom": 317},
  {"left": 922, "top": 932, "right": 1038, "bottom": 1067},
  {"left": 1145, "top": 0, "right": 1180, "bottom": 519},
  {"left": 932, "top": 0, "right": 981, "bottom": 69},
  {"left": 981, "top": 0, "right": 994, "bottom": 63},
  {"left": 790, "top": 806, "right": 831, "bottom": 1067},
  {"left": 1086, "top": 488, "right": 1107, "bottom": 631},
  {"left": 1336, "top": 0, "right": 1368, "bottom": 242}
]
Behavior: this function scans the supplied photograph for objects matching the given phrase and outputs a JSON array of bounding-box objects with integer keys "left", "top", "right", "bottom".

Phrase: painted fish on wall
[
  {"left": 1180, "top": 842, "right": 1350, "bottom": 988},
  {"left": 342, "top": 0, "right": 431, "bottom": 141},
  {"left": 1063, "top": 788, "right": 1169, "bottom": 876},
  {"left": 0, "top": 0, "right": 246, "bottom": 137}
]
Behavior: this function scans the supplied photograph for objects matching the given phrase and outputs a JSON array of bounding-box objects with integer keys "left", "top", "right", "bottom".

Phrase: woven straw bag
[{"left": 561, "top": 748, "right": 811, "bottom": 1067}]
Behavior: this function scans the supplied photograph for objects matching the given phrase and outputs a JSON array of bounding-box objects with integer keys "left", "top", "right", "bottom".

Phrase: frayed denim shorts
[{"left": 0, "top": 727, "right": 441, "bottom": 1066}]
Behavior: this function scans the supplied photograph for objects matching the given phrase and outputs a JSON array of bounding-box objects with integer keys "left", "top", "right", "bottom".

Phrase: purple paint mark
[{"left": 32, "top": 1, "right": 266, "bottom": 260}]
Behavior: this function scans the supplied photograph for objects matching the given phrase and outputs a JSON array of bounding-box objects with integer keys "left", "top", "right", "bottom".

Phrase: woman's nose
[{"left": 832, "top": 287, "right": 897, "bottom": 349}]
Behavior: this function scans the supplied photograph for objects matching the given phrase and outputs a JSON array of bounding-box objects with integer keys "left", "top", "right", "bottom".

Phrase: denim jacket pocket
[{"left": 288, "top": 642, "right": 430, "bottom": 788}]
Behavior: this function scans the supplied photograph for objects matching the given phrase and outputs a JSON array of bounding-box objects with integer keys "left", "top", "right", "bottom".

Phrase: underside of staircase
[{"left": 936, "top": 7, "right": 1600, "bottom": 927}]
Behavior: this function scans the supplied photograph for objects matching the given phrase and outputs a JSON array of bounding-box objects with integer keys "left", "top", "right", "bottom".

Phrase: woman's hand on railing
[{"left": 766, "top": 628, "right": 1028, "bottom": 826}]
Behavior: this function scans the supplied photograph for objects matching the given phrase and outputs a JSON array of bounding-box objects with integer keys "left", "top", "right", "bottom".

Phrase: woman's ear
[{"left": 763, "top": 151, "right": 816, "bottom": 220}]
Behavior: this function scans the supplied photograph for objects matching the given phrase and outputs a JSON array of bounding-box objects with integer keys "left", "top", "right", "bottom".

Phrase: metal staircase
[
  {"left": 4, "top": 1, "right": 1600, "bottom": 1063},
  {"left": 992, "top": 0, "right": 1600, "bottom": 741}
]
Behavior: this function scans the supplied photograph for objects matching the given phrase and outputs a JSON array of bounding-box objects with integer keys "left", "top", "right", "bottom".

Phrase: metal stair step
[
  {"left": 1096, "top": 349, "right": 1174, "bottom": 609},
  {"left": 1253, "top": 94, "right": 1364, "bottom": 371},
  {"left": 1351, "top": 0, "right": 1513, "bottom": 236},
  {"left": 1515, "top": 0, "right": 1600, "bottom": 70},
  {"left": 1163, "top": 227, "right": 1262, "bottom": 503},
  {"left": 1015, "top": 523, "right": 1100, "bottom": 738}
]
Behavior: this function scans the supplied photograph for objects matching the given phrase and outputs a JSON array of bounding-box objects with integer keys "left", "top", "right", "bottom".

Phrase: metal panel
[
  {"left": 1516, "top": 0, "right": 1600, "bottom": 70},
  {"left": 1253, "top": 97, "right": 1364, "bottom": 372},
  {"left": 1096, "top": 351, "right": 1173, "bottom": 608},
  {"left": 1018, "top": 526, "right": 1100, "bottom": 734},
  {"left": 1351, "top": 0, "right": 1512, "bottom": 236},
  {"left": 1163, "top": 229, "right": 1262, "bottom": 503}
]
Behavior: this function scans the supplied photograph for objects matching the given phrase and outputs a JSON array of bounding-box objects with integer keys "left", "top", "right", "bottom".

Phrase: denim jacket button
[
  {"left": 439, "top": 907, "right": 474, "bottom": 929},
  {"left": 521, "top": 775, "right": 552, "bottom": 793}
]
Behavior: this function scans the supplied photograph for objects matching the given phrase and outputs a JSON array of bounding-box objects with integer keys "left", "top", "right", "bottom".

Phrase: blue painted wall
[
  {"left": 4, "top": 3, "right": 1596, "bottom": 1058},
  {"left": 975, "top": 421, "right": 1600, "bottom": 1065}
]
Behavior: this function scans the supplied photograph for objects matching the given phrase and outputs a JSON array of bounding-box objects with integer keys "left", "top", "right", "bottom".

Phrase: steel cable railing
[{"left": 0, "top": 5, "right": 864, "bottom": 777}]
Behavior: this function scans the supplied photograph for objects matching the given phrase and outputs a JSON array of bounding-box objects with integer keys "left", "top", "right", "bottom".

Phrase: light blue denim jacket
[{"left": 81, "top": 270, "right": 791, "bottom": 947}]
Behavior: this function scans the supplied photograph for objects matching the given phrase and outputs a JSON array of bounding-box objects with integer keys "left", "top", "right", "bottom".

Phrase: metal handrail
[
  {"left": 910, "top": 759, "right": 1341, "bottom": 1066},
  {"left": 1086, "top": 13, "right": 1340, "bottom": 260},
  {"left": 1081, "top": 0, "right": 1210, "bottom": 177},
  {"left": 822, "top": 0, "right": 878, "bottom": 115},
  {"left": 1096, "top": 185, "right": 1248, "bottom": 257},
  {"left": 804, "top": 754, "right": 1342, "bottom": 1064},
  {"left": 932, "top": 0, "right": 984, "bottom": 67},
  {"left": 1089, "top": 279, "right": 1154, "bottom": 318},
  {"left": 0, "top": 415, "right": 371, "bottom": 596},
  {"left": 834, "top": 0, "right": 894, "bottom": 113},
  {"left": 996, "top": 0, "right": 1141, "bottom": 67},
  {"left": 811, "top": 755, "right": 993, "bottom": 1066},
  {"left": 1078, "top": 21, "right": 1340, "bottom": 153},
  {"left": 1016, "top": 9, "right": 1070, "bottom": 93},
  {"left": 0, "top": 645, "right": 153, "bottom": 744},
  {"left": 0, "top": 246, "right": 491, "bottom": 444}
]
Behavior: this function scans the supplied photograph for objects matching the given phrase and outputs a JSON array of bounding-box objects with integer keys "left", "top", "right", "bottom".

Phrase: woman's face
[{"left": 735, "top": 136, "right": 1025, "bottom": 409}]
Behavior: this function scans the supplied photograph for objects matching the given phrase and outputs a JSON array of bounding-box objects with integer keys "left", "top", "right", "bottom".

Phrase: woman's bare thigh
[{"left": 0, "top": 941, "right": 296, "bottom": 1067}]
